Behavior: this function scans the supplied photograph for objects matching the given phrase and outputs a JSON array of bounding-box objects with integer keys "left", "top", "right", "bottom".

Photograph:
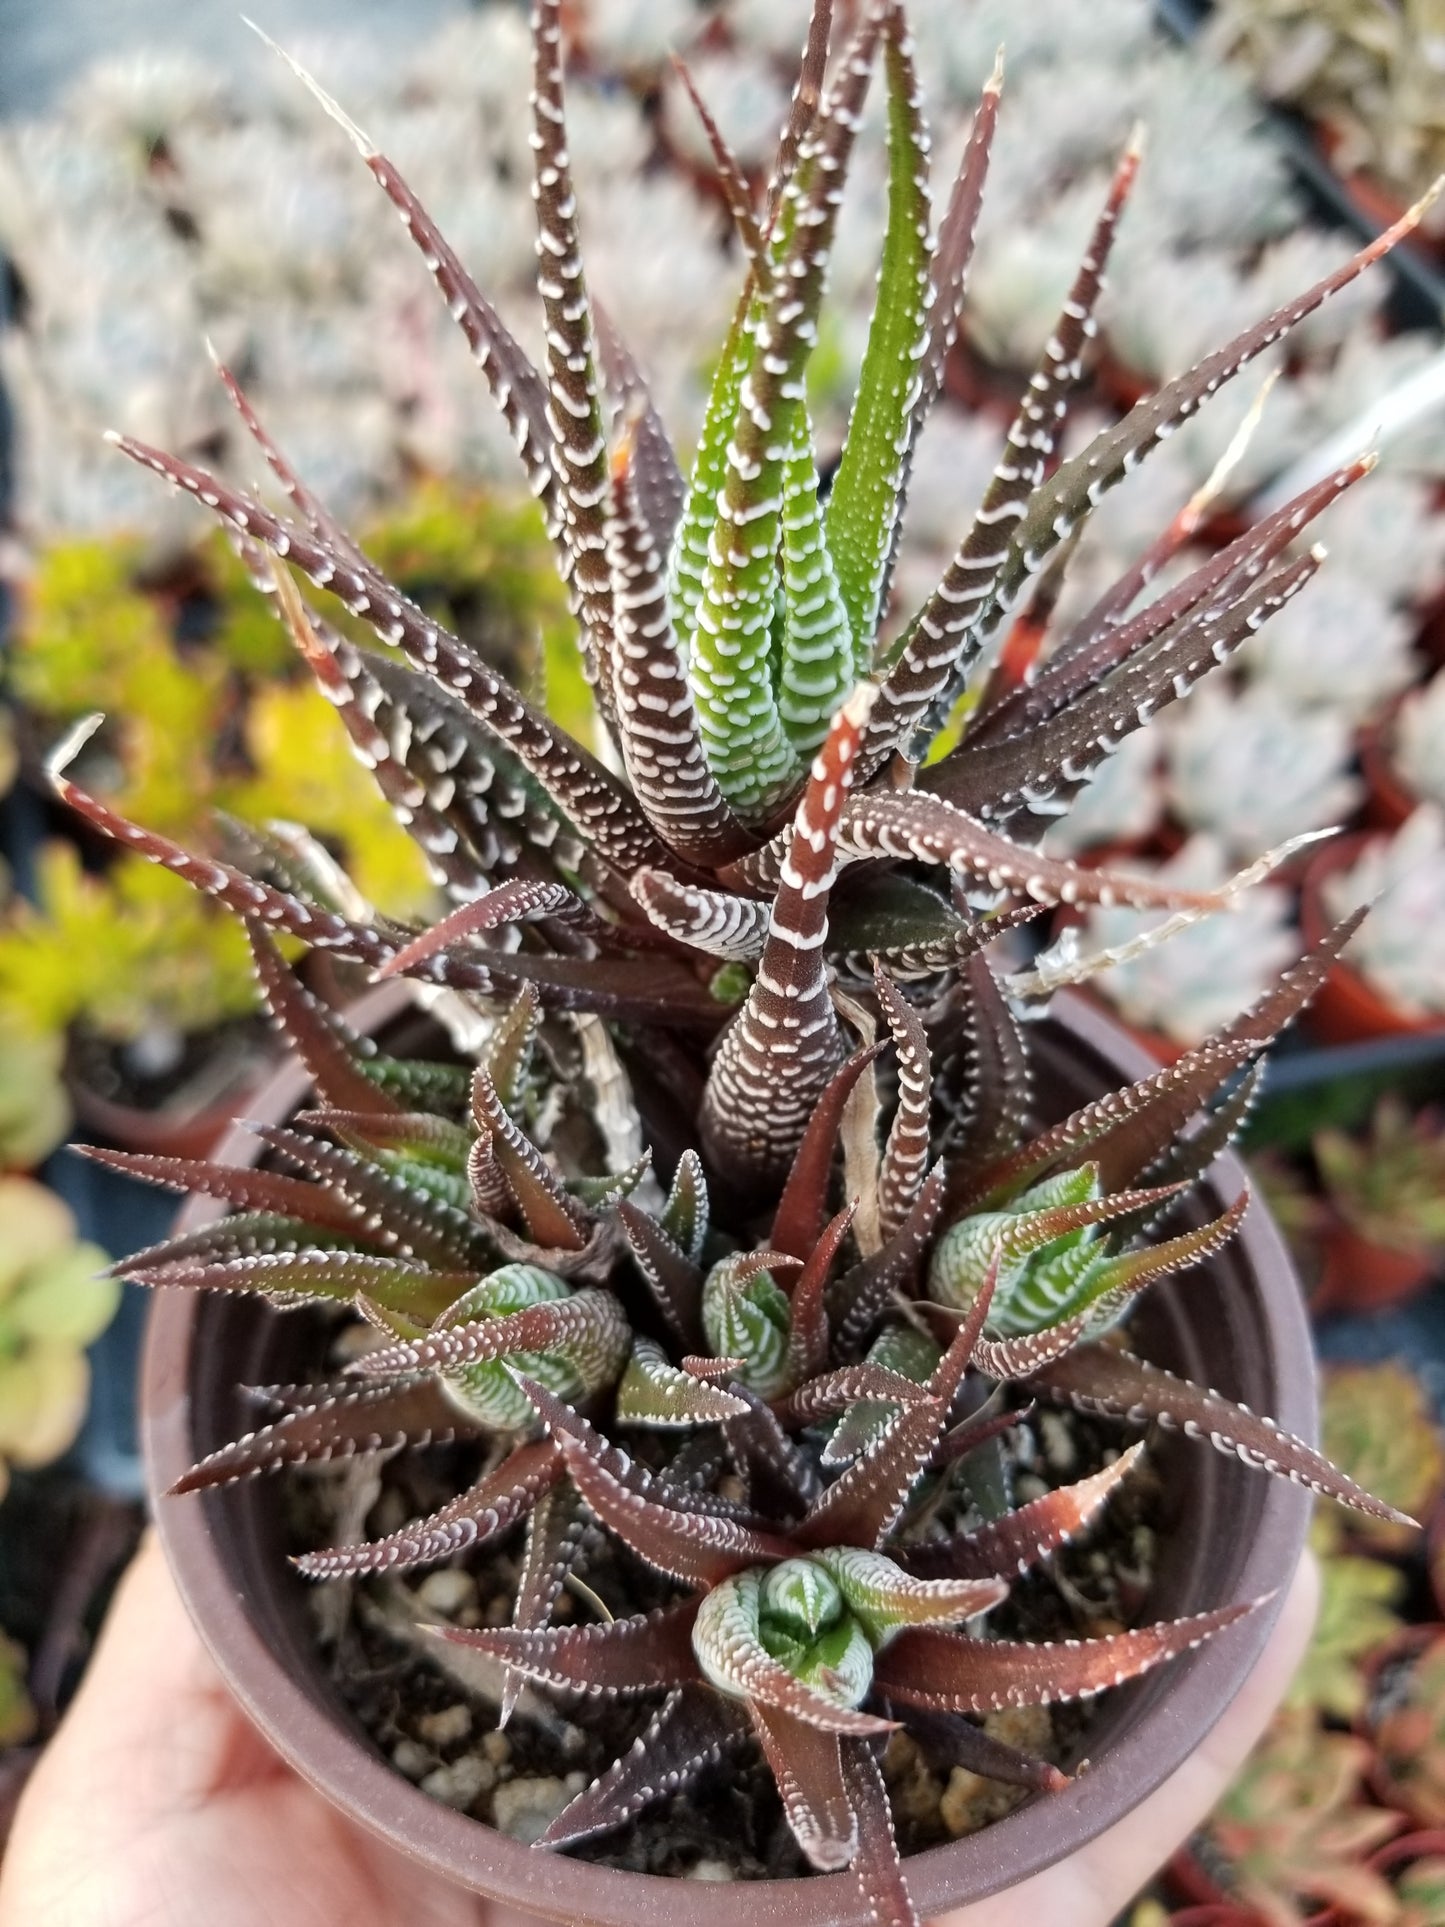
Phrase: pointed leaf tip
[{"left": 245, "top": 18, "right": 377, "bottom": 156}]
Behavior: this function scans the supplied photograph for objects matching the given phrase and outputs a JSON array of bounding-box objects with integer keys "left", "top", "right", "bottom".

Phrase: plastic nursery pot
[
  {"left": 1314, "top": 123, "right": 1445, "bottom": 265},
  {"left": 1358, "top": 708, "right": 1417, "bottom": 834},
  {"left": 1302, "top": 1833, "right": 1445, "bottom": 1927},
  {"left": 67, "top": 1026, "right": 276, "bottom": 1162},
  {"left": 1159, "top": 1907, "right": 1263, "bottom": 1927},
  {"left": 1076, "top": 988, "right": 1189, "bottom": 1069},
  {"left": 140, "top": 985, "right": 1316, "bottom": 1927},
  {"left": 1429, "top": 1508, "right": 1445, "bottom": 1622},
  {"left": 1359, "top": 1627, "right": 1445, "bottom": 1831},
  {"left": 69, "top": 1075, "right": 264, "bottom": 1163},
  {"left": 1299, "top": 834, "right": 1445, "bottom": 1048},
  {"left": 1312, "top": 1219, "right": 1437, "bottom": 1316},
  {"left": 1165, "top": 1837, "right": 1262, "bottom": 1917}
]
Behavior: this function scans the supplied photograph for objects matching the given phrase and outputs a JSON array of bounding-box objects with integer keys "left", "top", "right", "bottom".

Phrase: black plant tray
[{"left": 1154, "top": 0, "right": 1445, "bottom": 330}]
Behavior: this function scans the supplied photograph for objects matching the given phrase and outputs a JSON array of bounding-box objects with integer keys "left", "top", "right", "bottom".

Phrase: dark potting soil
[
  {"left": 282, "top": 1325, "right": 1161, "bottom": 1884},
  {"left": 67, "top": 1015, "right": 272, "bottom": 1115}
]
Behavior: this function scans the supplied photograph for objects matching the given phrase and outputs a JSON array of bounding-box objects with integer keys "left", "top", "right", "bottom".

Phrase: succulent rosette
[{"left": 56, "top": 0, "right": 1432, "bottom": 1915}]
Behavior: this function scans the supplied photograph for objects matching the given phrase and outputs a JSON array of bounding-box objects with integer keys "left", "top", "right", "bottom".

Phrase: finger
[
  {"left": 9, "top": 1530, "right": 281, "bottom": 1831},
  {"left": 929, "top": 1549, "right": 1320, "bottom": 1927}
]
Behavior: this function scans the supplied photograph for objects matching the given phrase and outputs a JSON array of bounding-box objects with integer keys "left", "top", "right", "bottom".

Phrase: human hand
[{"left": 0, "top": 1530, "right": 1317, "bottom": 1927}]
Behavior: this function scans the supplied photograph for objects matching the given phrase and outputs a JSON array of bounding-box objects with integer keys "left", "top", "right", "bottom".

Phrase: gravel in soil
[{"left": 282, "top": 1331, "right": 1162, "bottom": 1884}]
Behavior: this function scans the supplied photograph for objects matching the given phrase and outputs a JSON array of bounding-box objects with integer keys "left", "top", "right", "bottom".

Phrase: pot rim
[{"left": 141, "top": 984, "right": 1316, "bottom": 1926}]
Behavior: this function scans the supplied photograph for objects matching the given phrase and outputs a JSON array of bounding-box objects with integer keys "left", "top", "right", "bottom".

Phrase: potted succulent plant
[
  {"left": 1161, "top": 682, "right": 1363, "bottom": 866},
  {"left": 1317, "top": 1362, "right": 1445, "bottom": 1561},
  {"left": 1301, "top": 808, "right": 1445, "bottom": 1044},
  {"left": 1207, "top": 0, "right": 1445, "bottom": 255},
  {"left": 1360, "top": 1628, "right": 1445, "bottom": 1832},
  {"left": 1310, "top": 1101, "right": 1445, "bottom": 1312},
  {"left": 46, "top": 0, "right": 1435, "bottom": 1917},
  {"left": 0, "top": 1176, "right": 118, "bottom": 1496},
  {"left": 1, "top": 485, "right": 573, "bottom": 1156},
  {"left": 1167, "top": 1709, "right": 1404, "bottom": 1923},
  {"left": 1362, "top": 667, "right": 1445, "bottom": 833},
  {"left": 1348, "top": 1832, "right": 1445, "bottom": 1927}
]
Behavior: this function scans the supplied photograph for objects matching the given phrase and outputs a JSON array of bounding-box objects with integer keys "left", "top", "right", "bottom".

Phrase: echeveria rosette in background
[{"left": 44, "top": 0, "right": 1435, "bottom": 1916}]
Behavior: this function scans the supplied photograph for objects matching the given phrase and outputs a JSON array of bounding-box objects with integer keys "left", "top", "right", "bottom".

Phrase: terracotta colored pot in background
[
  {"left": 1313, "top": 1220, "right": 1436, "bottom": 1315},
  {"left": 1428, "top": 1508, "right": 1445, "bottom": 1623},
  {"left": 1161, "top": 1906, "right": 1264, "bottom": 1927},
  {"left": 70, "top": 1075, "right": 266, "bottom": 1163},
  {"left": 1359, "top": 1628, "right": 1445, "bottom": 1831},
  {"left": 1299, "top": 834, "right": 1445, "bottom": 1047},
  {"left": 1068, "top": 986, "right": 1188, "bottom": 1068},
  {"left": 141, "top": 987, "right": 1316, "bottom": 1926},
  {"left": 1314, "top": 122, "right": 1445, "bottom": 264},
  {"left": 1358, "top": 708, "right": 1417, "bottom": 834},
  {"left": 1297, "top": 1830, "right": 1445, "bottom": 1927},
  {"left": 1165, "top": 1842, "right": 1241, "bottom": 1914}
]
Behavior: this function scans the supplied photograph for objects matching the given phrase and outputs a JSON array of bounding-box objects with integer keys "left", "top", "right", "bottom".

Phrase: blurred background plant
[
  {"left": 0, "top": 999, "right": 119, "bottom": 1838},
  {"left": 0, "top": 1174, "right": 114, "bottom": 1502},
  {"left": 0, "top": 478, "right": 579, "bottom": 1146},
  {"left": 1131, "top": 1359, "right": 1445, "bottom": 1924},
  {"left": 1208, "top": 0, "right": 1445, "bottom": 241}
]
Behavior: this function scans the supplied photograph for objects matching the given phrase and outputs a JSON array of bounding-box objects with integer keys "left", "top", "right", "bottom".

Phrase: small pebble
[
  {"left": 940, "top": 1765, "right": 1022, "bottom": 1837},
  {"left": 492, "top": 1775, "right": 575, "bottom": 1844},
  {"left": 881, "top": 1732, "right": 941, "bottom": 1831},
  {"left": 482, "top": 1730, "right": 512, "bottom": 1766},
  {"left": 1039, "top": 1411, "right": 1077, "bottom": 1475},
  {"left": 1013, "top": 1473, "right": 1048, "bottom": 1505},
  {"left": 687, "top": 1860, "right": 736, "bottom": 1882},
  {"left": 420, "top": 1755, "right": 492, "bottom": 1810},
  {"left": 418, "top": 1704, "right": 472, "bottom": 1749},
  {"left": 416, "top": 1569, "right": 478, "bottom": 1618},
  {"left": 984, "top": 1704, "right": 1053, "bottom": 1756},
  {"left": 391, "top": 1739, "right": 434, "bottom": 1782}
]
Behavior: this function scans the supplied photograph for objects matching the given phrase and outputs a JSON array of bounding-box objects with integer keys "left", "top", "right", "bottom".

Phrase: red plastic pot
[
  {"left": 1067, "top": 986, "right": 1189, "bottom": 1068},
  {"left": 1314, "top": 124, "right": 1445, "bottom": 265},
  {"left": 141, "top": 986, "right": 1316, "bottom": 1926},
  {"left": 67, "top": 1024, "right": 275, "bottom": 1162},
  {"left": 69, "top": 1075, "right": 265, "bottom": 1162},
  {"left": 1162, "top": 1904, "right": 1264, "bottom": 1927},
  {"left": 1313, "top": 1220, "right": 1436, "bottom": 1315},
  {"left": 1304, "top": 1830, "right": 1445, "bottom": 1927},
  {"left": 1429, "top": 1507, "right": 1445, "bottom": 1622},
  {"left": 1166, "top": 1841, "right": 1257, "bottom": 1916},
  {"left": 1359, "top": 1628, "right": 1445, "bottom": 1831},
  {"left": 1299, "top": 834, "right": 1445, "bottom": 1047},
  {"left": 1358, "top": 709, "right": 1416, "bottom": 834}
]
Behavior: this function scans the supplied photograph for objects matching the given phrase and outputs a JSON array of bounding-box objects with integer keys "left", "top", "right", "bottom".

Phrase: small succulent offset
[{"left": 55, "top": 0, "right": 1432, "bottom": 1912}]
